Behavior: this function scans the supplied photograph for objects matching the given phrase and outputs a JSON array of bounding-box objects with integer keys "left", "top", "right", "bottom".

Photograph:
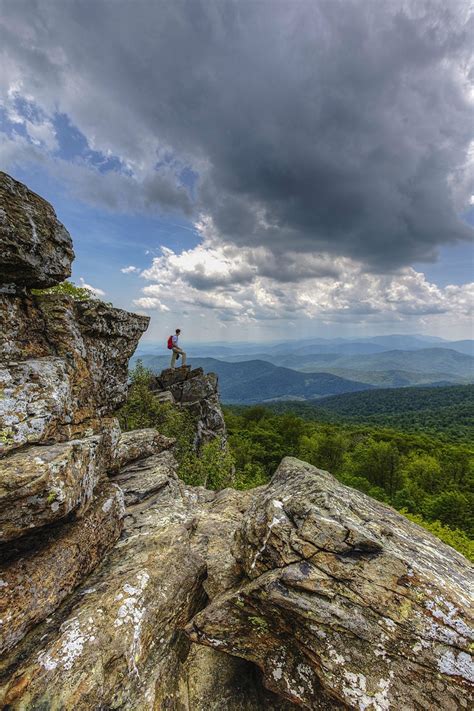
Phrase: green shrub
[
  {"left": 117, "top": 361, "right": 195, "bottom": 462},
  {"left": 118, "top": 363, "right": 233, "bottom": 490},
  {"left": 179, "top": 438, "right": 235, "bottom": 489},
  {"left": 32, "top": 280, "right": 95, "bottom": 300},
  {"left": 234, "top": 462, "right": 268, "bottom": 490}
]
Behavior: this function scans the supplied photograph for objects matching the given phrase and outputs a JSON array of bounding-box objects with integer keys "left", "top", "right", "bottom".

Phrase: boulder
[
  {"left": 187, "top": 458, "right": 474, "bottom": 710},
  {"left": 155, "top": 365, "right": 191, "bottom": 389},
  {"left": 37, "top": 294, "right": 150, "bottom": 418},
  {"left": 109, "top": 428, "right": 175, "bottom": 472},
  {"left": 153, "top": 390, "right": 175, "bottom": 404},
  {"left": 0, "top": 482, "right": 124, "bottom": 655},
  {"left": 0, "top": 357, "right": 72, "bottom": 455},
  {"left": 0, "top": 434, "right": 112, "bottom": 543},
  {"left": 0, "top": 294, "right": 149, "bottom": 447},
  {"left": 0, "top": 171, "right": 74, "bottom": 288},
  {"left": 0, "top": 454, "right": 291, "bottom": 709},
  {"left": 0, "top": 454, "right": 207, "bottom": 708}
]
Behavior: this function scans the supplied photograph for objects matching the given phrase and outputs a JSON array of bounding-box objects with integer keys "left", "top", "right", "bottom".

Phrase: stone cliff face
[
  {"left": 150, "top": 365, "right": 227, "bottom": 449},
  {"left": 0, "top": 172, "right": 472, "bottom": 710}
]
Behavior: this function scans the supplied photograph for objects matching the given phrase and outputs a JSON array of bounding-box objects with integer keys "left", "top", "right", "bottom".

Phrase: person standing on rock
[{"left": 168, "top": 328, "right": 187, "bottom": 368}]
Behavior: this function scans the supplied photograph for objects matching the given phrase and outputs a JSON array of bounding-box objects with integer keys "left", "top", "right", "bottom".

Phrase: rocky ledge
[{"left": 0, "top": 172, "right": 472, "bottom": 710}]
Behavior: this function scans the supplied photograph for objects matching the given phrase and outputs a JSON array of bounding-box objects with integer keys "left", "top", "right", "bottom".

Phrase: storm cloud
[{"left": 0, "top": 0, "right": 472, "bottom": 275}]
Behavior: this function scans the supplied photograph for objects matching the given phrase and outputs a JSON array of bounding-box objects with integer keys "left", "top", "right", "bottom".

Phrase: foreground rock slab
[
  {"left": 109, "top": 428, "right": 174, "bottom": 472},
  {"left": 0, "top": 481, "right": 124, "bottom": 656},
  {"left": 0, "top": 435, "right": 109, "bottom": 542},
  {"left": 188, "top": 457, "right": 474, "bottom": 710},
  {"left": 0, "top": 454, "right": 202, "bottom": 708},
  {"left": 0, "top": 454, "right": 292, "bottom": 709}
]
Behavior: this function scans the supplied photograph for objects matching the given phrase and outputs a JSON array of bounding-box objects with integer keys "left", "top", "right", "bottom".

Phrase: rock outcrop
[
  {"left": 188, "top": 458, "right": 474, "bottom": 709},
  {"left": 0, "top": 173, "right": 168, "bottom": 678},
  {"left": 0, "top": 171, "right": 74, "bottom": 288},
  {"left": 1, "top": 172, "right": 472, "bottom": 710},
  {"left": 151, "top": 365, "right": 227, "bottom": 449}
]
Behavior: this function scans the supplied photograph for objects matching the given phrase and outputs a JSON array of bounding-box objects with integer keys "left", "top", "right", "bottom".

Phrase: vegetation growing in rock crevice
[
  {"left": 117, "top": 362, "right": 233, "bottom": 489},
  {"left": 32, "top": 280, "right": 95, "bottom": 300}
]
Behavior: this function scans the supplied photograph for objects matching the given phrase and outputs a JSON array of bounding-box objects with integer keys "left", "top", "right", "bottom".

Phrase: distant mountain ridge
[
  {"left": 137, "top": 333, "right": 473, "bottom": 358},
  {"left": 134, "top": 355, "right": 375, "bottom": 403},
  {"left": 133, "top": 331, "right": 474, "bottom": 401}
]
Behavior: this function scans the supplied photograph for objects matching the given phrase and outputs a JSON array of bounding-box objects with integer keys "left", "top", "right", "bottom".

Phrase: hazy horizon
[{"left": 136, "top": 332, "right": 469, "bottom": 348}]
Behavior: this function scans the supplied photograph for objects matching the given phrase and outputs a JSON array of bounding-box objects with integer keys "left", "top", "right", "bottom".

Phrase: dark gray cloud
[{"left": 0, "top": 0, "right": 472, "bottom": 272}]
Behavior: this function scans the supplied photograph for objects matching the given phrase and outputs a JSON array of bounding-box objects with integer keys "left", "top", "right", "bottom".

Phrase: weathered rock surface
[
  {"left": 0, "top": 454, "right": 280, "bottom": 709},
  {"left": 0, "top": 294, "right": 149, "bottom": 455},
  {"left": 188, "top": 457, "right": 474, "bottom": 709},
  {"left": 0, "top": 174, "right": 162, "bottom": 682},
  {"left": 109, "top": 428, "right": 175, "bottom": 472},
  {"left": 151, "top": 366, "right": 227, "bottom": 449},
  {"left": 0, "top": 481, "right": 124, "bottom": 655},
  {"left": 0, "top": 357, "right": 73, "bottom": 453},
  {"left": 0, "top": 434, "right": 113, "bottom": 542},
  {"left": 0, "top": 171, "right": 74, "bottom": 287}
]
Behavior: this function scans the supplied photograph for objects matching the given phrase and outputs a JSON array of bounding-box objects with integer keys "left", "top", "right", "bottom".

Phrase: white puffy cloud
[
  {"left": 135, "top": 238, "right": 474, "bottom": 331},
  {"left": 121, "top": 265, "right": 140, "bottom": 274},
  {"left": 133, "top": 296, "right": 169, "bottom": 312},
  {"left": 79, "top": 277, "right": 105, "bottom": 298}
]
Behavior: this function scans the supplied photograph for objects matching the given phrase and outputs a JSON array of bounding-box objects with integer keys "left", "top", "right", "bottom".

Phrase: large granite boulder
[
  {"left": 0, "top": 295, "right": 149, "bottom": 456},
  {"left": 187, "top": 458, "right": 474, "bottom": 709},
  {"left": 0, "top": 171, "right": 74, "bottom": 288},
  {"left": 0, "top": 432, "right": 114, "bottom": 542}
]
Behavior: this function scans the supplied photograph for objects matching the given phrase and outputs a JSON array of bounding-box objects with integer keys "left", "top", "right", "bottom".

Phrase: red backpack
[{"left": 167, "top": 335, "right": 174, "bottom": 349}]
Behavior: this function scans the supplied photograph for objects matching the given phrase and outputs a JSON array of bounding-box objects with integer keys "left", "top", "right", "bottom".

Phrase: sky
[{"left": 0, "top": 0, "right": 473, "bottom": 343}]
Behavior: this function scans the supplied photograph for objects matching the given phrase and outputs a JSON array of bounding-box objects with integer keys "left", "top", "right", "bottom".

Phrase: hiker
[{"left": 167, "top": 328, "right": 187, "bottom": 369}]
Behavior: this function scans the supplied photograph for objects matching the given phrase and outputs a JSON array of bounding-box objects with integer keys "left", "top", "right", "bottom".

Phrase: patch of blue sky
[
  {"left": 0, "top": 106, "right": 29, "bottom": 139},
  {"left": 154, "top": 151, "right": 199, "bottom": 195},
  {"left": 179, "top": 165, "right": 199, "bottom": 197},
  {"left": 66, "top": 207, "right": 201, "bottom": 310},
  {"left": 53, "top": 112, "right": 129, "bottom": 174},
  {"left": 414, "top": 206, "right": 473, "bottom": 287},
  {"left": 414, "top": 241, "right": 474, "bottom": 288},
  {"left": 9, "top": 94, "right": 44, "bottom": 123}
]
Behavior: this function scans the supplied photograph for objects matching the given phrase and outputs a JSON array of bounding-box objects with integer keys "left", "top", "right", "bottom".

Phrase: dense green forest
[
  {"left": 225, "top": 405, "right": 473, "bottom": 560},
  {"left": 266, "top": 384, "right": 474, "bottom": 442},
  {"left": 119, "top": 365, "right": 473, "bottom": 561}
]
